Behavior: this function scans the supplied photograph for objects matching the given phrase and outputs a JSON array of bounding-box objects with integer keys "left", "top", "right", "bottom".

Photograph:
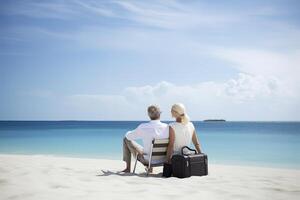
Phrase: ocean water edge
[{"left": 0, "top": 121, "right": 299, "bottom": 169}]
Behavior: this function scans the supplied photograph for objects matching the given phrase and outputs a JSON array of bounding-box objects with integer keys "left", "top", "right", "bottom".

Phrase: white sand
[{"left": 0, "top": 154, "right": 299, "bottom": 200}]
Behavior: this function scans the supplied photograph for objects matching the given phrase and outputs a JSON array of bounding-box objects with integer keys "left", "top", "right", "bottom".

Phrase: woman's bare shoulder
[{"left": 188, "top": 121, "right": 195, "bottom": 130}]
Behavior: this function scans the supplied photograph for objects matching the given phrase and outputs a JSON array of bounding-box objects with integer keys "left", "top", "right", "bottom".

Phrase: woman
[{"left": 166, "top": 103, "right": 202, "bottom": 163}]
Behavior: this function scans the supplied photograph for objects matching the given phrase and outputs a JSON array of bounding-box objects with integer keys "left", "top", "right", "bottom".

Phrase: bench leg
[
  {"left": 146, "top": 164, "right": 151, "bottom": 176},
  {"left": 133, "top": 156, "right": 138, "bottom": 173}
]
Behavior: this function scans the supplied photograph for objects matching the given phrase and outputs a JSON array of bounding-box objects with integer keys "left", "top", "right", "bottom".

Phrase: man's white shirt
[{"left": 125, "top": 120, "right": 169, "bottom": 160}]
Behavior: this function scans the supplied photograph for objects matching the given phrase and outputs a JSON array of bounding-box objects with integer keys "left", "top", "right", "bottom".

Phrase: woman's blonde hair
[{"left": 171, "top": 103, "right": 190, "bottom": 125}]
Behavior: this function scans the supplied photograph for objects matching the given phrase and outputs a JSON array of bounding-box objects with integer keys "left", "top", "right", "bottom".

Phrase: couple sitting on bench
[{"left": 122, "top": 103, "right": 202, "bottom": 174}]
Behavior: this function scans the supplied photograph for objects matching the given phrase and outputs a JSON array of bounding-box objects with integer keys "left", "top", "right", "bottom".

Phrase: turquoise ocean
[{"left": 0, "top": 121, "right": 299, "bottom": 169}]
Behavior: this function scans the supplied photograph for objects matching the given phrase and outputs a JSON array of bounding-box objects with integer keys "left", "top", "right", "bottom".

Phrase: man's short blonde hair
[{"left": 147, "top": 105, "right": 161, "bottom": 120}]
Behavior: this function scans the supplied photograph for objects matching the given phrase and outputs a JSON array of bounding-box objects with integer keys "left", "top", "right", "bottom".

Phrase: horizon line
[{"left": 0, "top": 120, "right": 299, "bottom": 122}]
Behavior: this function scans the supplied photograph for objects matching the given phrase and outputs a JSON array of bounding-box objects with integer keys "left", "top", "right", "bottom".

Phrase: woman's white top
[{"left": 169, "top": 122, "right": 195, "bottom": 154}]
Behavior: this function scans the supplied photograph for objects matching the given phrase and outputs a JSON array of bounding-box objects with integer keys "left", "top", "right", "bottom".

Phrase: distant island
[{"left": 203, "top": 119, "right": 226, "bottom": 122}]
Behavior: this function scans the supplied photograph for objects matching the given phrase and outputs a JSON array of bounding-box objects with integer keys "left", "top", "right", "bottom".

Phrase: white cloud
[
  {"left": 2, "top": 0, "right": 260, "bottom": 29},
  {"left": 112, "top": 0, "right": 241, "bottom": 29},
  {"left": 224, "top": 73, "right": 281, "bottom": 102},
  {"left": 8, "top": 73, "right": 299, "bottom": 121},
  {"left": 3, "top": 1, "right": 79, "bottom": 20},
  {"left": 212, "top": 48, "right": 300, "bottom": 99},
  {"left": 64, "top": 74, "right": 299, "bottom": 121},
  {"left": 74, "top": 0, "right": 115, "bottom": 17},
  {"left": 214, "top": 48, "right": 300, "bottom": 78}
]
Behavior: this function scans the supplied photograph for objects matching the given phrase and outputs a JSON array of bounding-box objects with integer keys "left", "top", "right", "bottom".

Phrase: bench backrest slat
[{"left": 149, "top": 138, "right": 169, "bottom": 164}]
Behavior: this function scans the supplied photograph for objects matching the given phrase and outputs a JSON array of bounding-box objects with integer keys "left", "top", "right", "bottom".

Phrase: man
[{"left": 121, "top": 105, "right": 169, "bottom": 173}]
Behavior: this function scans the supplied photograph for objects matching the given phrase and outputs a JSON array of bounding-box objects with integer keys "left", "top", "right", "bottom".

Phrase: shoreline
[
  {"left": 1, "top": 154, "right": 300, "bottom": 200},
  {"left": 1, "top": 120, "right": 300, "bottom": 122}
]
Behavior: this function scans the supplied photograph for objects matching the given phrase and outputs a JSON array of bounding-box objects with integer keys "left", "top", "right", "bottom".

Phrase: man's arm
[{"left": 125, "top": 125, "right": 143, "bottom": 140}]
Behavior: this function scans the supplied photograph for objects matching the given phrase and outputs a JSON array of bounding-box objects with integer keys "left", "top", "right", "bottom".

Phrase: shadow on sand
[{"left": 97, "top": 170, "right": 164, "bottom": 178}]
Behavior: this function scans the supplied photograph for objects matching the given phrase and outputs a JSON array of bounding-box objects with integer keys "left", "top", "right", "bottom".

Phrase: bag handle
[{"left": 181, "top": 146, "right": 197, "bottom": 155}]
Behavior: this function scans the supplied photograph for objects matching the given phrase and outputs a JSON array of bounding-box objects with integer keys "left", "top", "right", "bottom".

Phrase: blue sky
[{"left": 0, "top": 0, "right": 300, "bottom": 120}]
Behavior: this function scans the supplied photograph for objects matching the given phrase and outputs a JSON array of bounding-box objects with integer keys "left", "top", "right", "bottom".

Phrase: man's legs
[{"left": 122, "top": 137, "right": 144, "bottom": 172}]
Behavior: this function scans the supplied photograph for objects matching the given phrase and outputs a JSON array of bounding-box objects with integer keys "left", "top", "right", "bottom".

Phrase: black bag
[
  {"left": 171, "top": 146, "right": 208, "bottom": 178},
  {"left": 162, "top": 163, "right": 172, "bottom": 177}
]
